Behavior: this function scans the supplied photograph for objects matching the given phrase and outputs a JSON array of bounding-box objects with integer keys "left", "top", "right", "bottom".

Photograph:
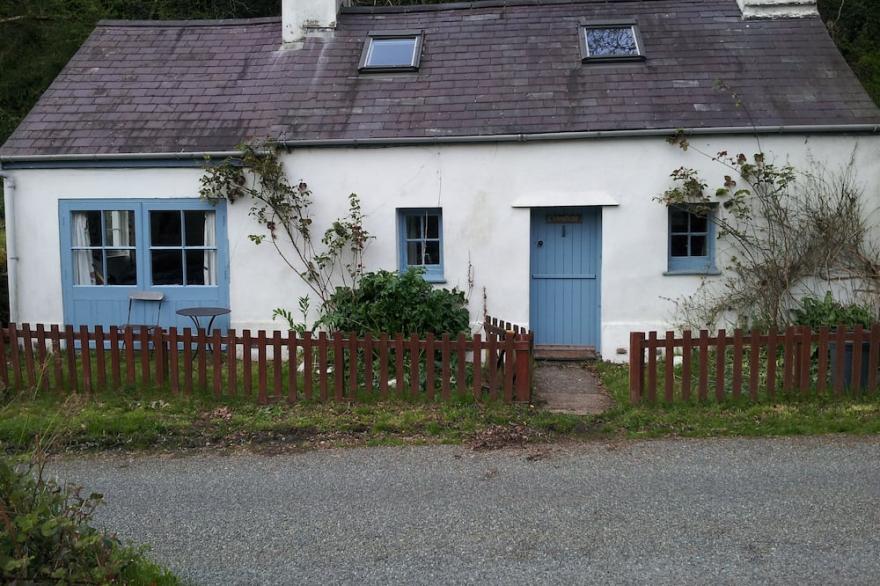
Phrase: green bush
[
  {"left": 322, "top": 269, "right": 470, "bottom": 336},
  {"left": 0, "top": 457, "right": 176, "bottom": 584},
  {"left": 792, "top": 292, "right": 876, "bottom": 329}
]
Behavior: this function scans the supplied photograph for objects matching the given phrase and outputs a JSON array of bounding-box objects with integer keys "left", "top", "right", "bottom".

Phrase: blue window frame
[
  {"left": 398, "top": 208, "right": 444, "bottom": 282},
  {"left": 667, "top": 205, "right": 718, "bottom": 274}
]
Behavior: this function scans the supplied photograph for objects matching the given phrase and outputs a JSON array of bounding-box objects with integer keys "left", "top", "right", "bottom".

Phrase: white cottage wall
[{"left": 7, "top": 133, "right": 880, "bottom": 362}]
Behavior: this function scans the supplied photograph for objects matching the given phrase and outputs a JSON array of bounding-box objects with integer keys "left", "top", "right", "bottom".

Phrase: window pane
[
  {"left": 406, "top": 215, "right": 423, "bottom": 239},
  {"left": 367, "top": 37, "right": 416, "bottom": 67},
  {"left": 671, "top": 235, "right": 689, "bottom": 257},
  {"left": 151, "top": 250, "right": 183, "bottom": 285},
  {"left": 150, "top": 211, "right": 182, "bottom": 246},
  {"left": 105, "top": 250, "right": 137, "bottom": 285},
  {"left": 425, "top": 215, "right": 439, "bottom": 239},
  {"left": 424, "top": 241, "right": 441, "bottom": 266},
  {"left": 72, "top": 211, "right": 102, "bottom": 247},
  {"left": 185, "top": 250, "right": 217, "bottom": 285},
  {"left": 73, "top": 249, "right": 102, "bottom": 285},
  {"left": 586, "top": 26, "right": 639, "bottom": 58},
  {"left": 406, "top": 241, "right": 423, "bottom": 266},
  {"left": 670, "top": 208, "right": 689, "bottom": 232},
  {"left": 690, "top": 213, "right": 708, "bottom": 233},
  {"left": 690, "top": 235, "right": 707, "bottom": 257},
  {"left": 103, "top": 210, "right": 135, "bottom": 248},
  {"left": 185, "top": 211, "right": 215, "bottom": 247}
]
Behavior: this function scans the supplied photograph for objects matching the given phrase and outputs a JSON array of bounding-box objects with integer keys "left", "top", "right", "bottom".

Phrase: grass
[{"left": 1, "top": 361, "right": 879, "bottom": 455}]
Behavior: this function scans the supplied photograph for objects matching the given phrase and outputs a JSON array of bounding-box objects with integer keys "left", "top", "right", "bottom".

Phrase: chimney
[
  {"left": 736, "top": 0, "right": 818, "bottom": 19},
  {"left": 282, "top": 0, "right": 344, "bottom": 44}
]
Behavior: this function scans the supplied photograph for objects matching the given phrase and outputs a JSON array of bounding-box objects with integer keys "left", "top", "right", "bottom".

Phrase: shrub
[
  {"left": 321, "top": 269, "right": 470, "bottom": 336},
  {"left": 792, "top": 291, "right": 876, "bottom": 329},
  {"left": 0, "top": 456, "right": 176, "bottom": 584}
]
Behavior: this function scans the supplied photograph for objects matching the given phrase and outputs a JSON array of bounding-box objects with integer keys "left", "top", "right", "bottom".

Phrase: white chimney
[
  {"left": 736, "top": 0, "right": 818, "bottom": 19},
  {"left": 282, "top": 0, "right": 344, "bottom": 44}
]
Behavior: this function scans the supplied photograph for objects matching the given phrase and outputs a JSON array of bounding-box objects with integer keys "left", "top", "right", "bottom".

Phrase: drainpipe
[{"left": 0, "top": 167, "right": 18, "bottom": 324}]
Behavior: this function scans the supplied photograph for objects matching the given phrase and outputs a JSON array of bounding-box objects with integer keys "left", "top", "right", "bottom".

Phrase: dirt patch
[
  {"left": 467, "top": 424, "right": 545, "bottom": 451},
  {"left": 533, "top": 361, "right": 613, "bottom": 415}
]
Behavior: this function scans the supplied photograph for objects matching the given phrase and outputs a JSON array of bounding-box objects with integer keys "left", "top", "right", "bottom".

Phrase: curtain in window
[
  {"left": 204, "top": 212, "right": 216, "bottom": 286},
  {"left": 72, "top": 213, "right": 96, "bottom": 285}
]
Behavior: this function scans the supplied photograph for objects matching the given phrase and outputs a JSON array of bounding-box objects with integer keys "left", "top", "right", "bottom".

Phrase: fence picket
[
  {"left": 183, "top": 328, "right": 193, "bottom": 395},
  {"left": 817, "top": 327, "right": 829, "bottom": 393},
  {"left": 79, "top": 325, "right": 91, "bottom": 393},
  {"left": 64, "top": 325, "right": 77, "bottom": 392},
  {"left": 715, "top": 329, "right": 726, "bottom": 401},
  {"left": 698, "top": 330, "right": 709, "bottom": 401},
  {"left": 409, "top": 334, "right": 419, "bottom": 399},
  {"left": 647, "top": 331, "right": 657, "bottom": 403},
  {"left": 318, "top": 332, "right": 329, "bottom": 402},
  {"left": 441, "top": 333, "right": 451, "bottom": 401},
  {"left": 732, "top": 329, "right": 743, "bottom": 399},
  {"left": 472, "top": 333, "right": 483, "bottom": 401},
  {"left": 833, "top": 326, "right": 845, "bottom": 395},
  {"left": 379, "top": 334, "right": 389, "bottom": 399},
  {"left": 258, "top": 330, "right": 268, "bottom": 404},
  {"left": 868, "top": 324, "right": 880, "bottom": 394},
  {"left": 798, "top": 326, "right": 811, "bottom": 393},
  {"left": 782, "top": 326, "right": 795, "bottom": 392},
  {"left": 363, "top": 333, "right": 373, "bottom": 397},
  {"left": 107, "top": 326, "right": 119, "bottom": 389},
  {"left": 139, "top": 328, "right": 150, "bottom": 387},
  {"left": 425, "top": 333, "right": 435, "bottom": 401},
  {"left": 456, "top": 333, "right": 467, "bottom": 397},
  {"left": 766, "top": 328, "right": 777, "bottom": 398},
  {"left": 197, "top": 329, "right": 207, "bottom": 391},
  {"left": 681, "top": 330, "right": 692, "bottom": 402},
  {"left": 852, "top": 325, "right": 864, "bottom": 394},
  {"left": 394, "top": 334, "right": 405, "bottom": 396},
  {"left": 348, "top": 333, "right": 358, "bottom": 401},
  {"left": 169, "top": 327, "right": 179, "bottom": 395},
  {"left": 124, "top": 327, "right": 135, "bottom": 385},
  {"left": 503, "top": 333, "right": 515, "bottom": 403},
  {"left": 22, "top": 323, "right": 36, "bottom": 389},
  {"left": 487, "top": 334, "right": 498, "bottom": 400},
  {"left": 748, "top": 329, "right": 759, "bottom": 401},
  {"left": 94, "top": 325, "right": 105, "bottom": 390},
  {"left": 287, "top": 330, "right": 297, "bottom": 404},
  {"left": 242, "top": 330, "right": 252, "bottom": 397},
  {"left": 35, "top": 324, "right": 49, "bottom": 391},
  {"left": 333, "top": 332, "right": 343, "bottom": 402},
  {"left": 49, "top": 325, "right": 63, "bottom": 390},
  {"left": 226, "top": 329, "right": 237, "bottom": 398},
  {"left": 213, "top": 330, "right": 223, "bottom": 399},
  {"left": 154, "top": 327, "right": 165, "bottom": 388},
  {"left": 302, "top": 332, "right": 313, "bottom": 401},
  {"left": 664, "top": 331, "right": 674, "bottom": 403},
  {"left": 273, "top": 331, "right": 283, "bottom": 402}
]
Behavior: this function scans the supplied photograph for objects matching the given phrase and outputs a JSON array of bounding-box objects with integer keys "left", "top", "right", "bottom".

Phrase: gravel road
[{"left": 50, "top": 437, "right": 880, "bottom": 585}]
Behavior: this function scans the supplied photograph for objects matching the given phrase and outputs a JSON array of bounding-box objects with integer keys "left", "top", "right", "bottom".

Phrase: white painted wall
[{"left": 7, "top": 133, "right": 880, "bottom": 361}]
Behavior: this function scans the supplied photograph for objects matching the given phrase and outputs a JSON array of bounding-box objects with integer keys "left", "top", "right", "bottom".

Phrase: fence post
[
  {"left": 629, "top": 332, "right": 645, "bottom": 405},
  {"left": 514, "top": 335, "right": 531, "bottom": 403}
]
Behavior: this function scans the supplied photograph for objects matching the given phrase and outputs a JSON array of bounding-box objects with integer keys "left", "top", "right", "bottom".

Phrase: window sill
[
  {"left": 663, "top": 269, "right": 721, "bottom": 277},
  {"left": 423, "top": 276, "right": 446, "bottom": 284}
]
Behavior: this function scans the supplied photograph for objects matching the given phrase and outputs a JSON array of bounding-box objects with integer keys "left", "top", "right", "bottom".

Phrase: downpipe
[{"left": 0, "top": 167, "right": 18, "bottom": 324}]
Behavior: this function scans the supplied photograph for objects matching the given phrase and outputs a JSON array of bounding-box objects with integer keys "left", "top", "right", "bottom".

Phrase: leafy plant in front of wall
[
  {"left": 321, "top": 268, "right": 470, "bottom": 336},
  {"left": 792, "top": 291, "right": 876, "bottom": 329},
  {"left": 199, "top": 141, "right": 372, "bottom": 324},
  {"left": 657, "top": 123, "right": 880, "bottom": 331}
]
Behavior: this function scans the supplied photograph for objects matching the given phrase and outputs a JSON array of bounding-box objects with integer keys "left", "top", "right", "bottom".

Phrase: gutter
[
  {"left": 0, "top": 166, "right": 18, "bottom": 323},
  {"left": 0, "top": 124, "right": 878, "bottom": 167}
]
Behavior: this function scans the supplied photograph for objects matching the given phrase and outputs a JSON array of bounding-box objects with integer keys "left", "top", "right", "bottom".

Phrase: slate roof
[{"left": 2, "top": 0, "right": 879, "bottom": 158}]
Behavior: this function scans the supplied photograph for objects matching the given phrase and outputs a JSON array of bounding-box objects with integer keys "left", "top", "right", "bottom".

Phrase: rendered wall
[{"left": 7, "top": 133, "right": 880, "bottom": 361}]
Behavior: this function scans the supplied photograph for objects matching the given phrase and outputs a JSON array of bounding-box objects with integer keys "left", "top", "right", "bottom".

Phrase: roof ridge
[
  {"left": 342, "top": 0, "right": 701, "bottom": 16},
  {"left": 96, "top": 15, "right": 280, "bottom": 28}
]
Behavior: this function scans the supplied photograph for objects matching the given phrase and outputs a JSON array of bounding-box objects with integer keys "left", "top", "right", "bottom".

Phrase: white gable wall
[{"left": 7, "top": 133, "right": 880, "bottom": 361}]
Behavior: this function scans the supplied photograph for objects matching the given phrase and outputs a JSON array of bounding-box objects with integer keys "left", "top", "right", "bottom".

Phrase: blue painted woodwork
[
  {"left": 397, "top": 208, "right": 444, "bottom": 282},
  {"left": 667, "top": 204, "right": 717, "bottom": 274},
  {"left": 529, "top": 207, "right": 602, "bottom": 348},
  {"left": 59, "top": 199, "right": 229, "bottom": 331}
]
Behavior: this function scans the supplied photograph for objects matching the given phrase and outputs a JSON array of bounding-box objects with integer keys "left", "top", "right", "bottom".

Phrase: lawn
[{"left": 2, "top": 361, "right": 880, "bottom": 454}]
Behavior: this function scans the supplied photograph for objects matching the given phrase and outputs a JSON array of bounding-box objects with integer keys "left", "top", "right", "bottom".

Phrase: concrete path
[
  {"left": 533, "top": 361, "right": 612, "bottom": 414},
  {"left": 50, "top": 436, "right": 880, "bottom": 585}
]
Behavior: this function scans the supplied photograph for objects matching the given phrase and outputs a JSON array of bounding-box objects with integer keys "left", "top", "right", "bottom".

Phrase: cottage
[{"left": 1, "top": 0, "right": 878, "bottom": 360}]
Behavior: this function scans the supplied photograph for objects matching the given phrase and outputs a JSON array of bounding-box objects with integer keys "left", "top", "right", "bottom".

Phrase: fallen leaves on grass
[{"left": 468, "top": 424, "right": 542, "bottom": 451}]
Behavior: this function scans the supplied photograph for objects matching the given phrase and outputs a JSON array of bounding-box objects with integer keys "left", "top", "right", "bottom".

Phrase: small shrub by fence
[
  {"left": 0, "top": 319, "right": 533, "bottom": 404},
  {"left": 629, "top": 325, "right": 880, "bottom": 404}
]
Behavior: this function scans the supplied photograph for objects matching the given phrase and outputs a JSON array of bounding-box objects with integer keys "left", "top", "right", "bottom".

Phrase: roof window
[
  {"left": 359, "top": 31, "right": 423, "bottom": 73},
  {"left": 579, "top": 22, "right": 645, "bottom": 62}
]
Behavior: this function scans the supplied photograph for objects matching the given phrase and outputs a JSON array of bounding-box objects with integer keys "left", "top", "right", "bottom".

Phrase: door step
[{"left": 534, "top": 345, "right": 598, "bottom": 362}]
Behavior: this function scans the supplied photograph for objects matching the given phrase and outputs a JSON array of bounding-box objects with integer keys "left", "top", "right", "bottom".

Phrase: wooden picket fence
[
  {"left": 629, "top": 325, "right": 880, "bottom": 404},
  {"left": 0, "top": 320, "right": 533, "bottom": 404}
]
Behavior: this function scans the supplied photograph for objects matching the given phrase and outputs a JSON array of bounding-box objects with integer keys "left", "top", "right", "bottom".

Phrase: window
[
  {"left": 149, "top": 210, "right": 217, "bottom": 286},
  {"left": 71, "top": 210, "right": 137, "bottom": 286},
  {"left": 398, "top": 208, "right": 443, "bottom": 282},
  {"left": 359, "top": 31, "right": 423, "bottom": 72},
  {"left": 579, "top": 22, "right": 644, "bottom": 62},
  {"left": 667, "top": 205, "right": 718, "bottom": 274}
]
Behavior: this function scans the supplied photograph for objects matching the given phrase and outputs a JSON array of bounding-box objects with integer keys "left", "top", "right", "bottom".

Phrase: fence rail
[
  {"left": 629, "top": 325, "right": 880, "bottom": 404},
  {"left": 0, "top": 322, "right": 533, "bottom": 404}
]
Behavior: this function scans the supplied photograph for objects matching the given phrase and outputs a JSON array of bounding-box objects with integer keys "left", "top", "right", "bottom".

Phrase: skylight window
[
  {"left": 359, "top": 31, "right": 423, "bottom": 72},
  {"left": 579, "top": 22, "right": 644, "bottom": 62}
]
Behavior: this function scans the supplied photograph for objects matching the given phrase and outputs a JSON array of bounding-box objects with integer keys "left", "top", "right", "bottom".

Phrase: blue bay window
[
  {"left": 398, "top": 208, "right": 444, "bottom": 282},
  {"left": 666, "top": 204, "right": 718, "bottom": 275}
]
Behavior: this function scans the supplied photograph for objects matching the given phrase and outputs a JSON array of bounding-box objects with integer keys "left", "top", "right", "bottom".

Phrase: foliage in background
[
  {"left": 792, "top": 291, "right": 876, "bottom": 329},
  {"left": 0, "top": 446, "right": 177, "bottom": 584},
  {"left": 659, "top": 132, "right": 879, "bottom": 330},
  {"left": 820, "top": 0, "right": 880, "bottom": 105},
  {"left": 200, "top": 142, "right": 371, "bottom": 320},
  {"left": 322, "top": 269, "right": 470, "bottom": 336}
]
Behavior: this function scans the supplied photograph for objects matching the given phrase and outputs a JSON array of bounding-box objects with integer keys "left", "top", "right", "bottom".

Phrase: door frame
[
  {"left": 58, "top": 197, "right": 229, "bottom": 328},
  {"left": 528, "top": 206, "right": 602, "bottom": 351}
]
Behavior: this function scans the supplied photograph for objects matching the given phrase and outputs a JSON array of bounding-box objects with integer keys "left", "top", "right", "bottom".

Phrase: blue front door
[
  {"left": 59, "top": 199, "right": 229, "bottom": 330},
  {"left": 529, "top": 207, "right": 601, "bottom": 348}
]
